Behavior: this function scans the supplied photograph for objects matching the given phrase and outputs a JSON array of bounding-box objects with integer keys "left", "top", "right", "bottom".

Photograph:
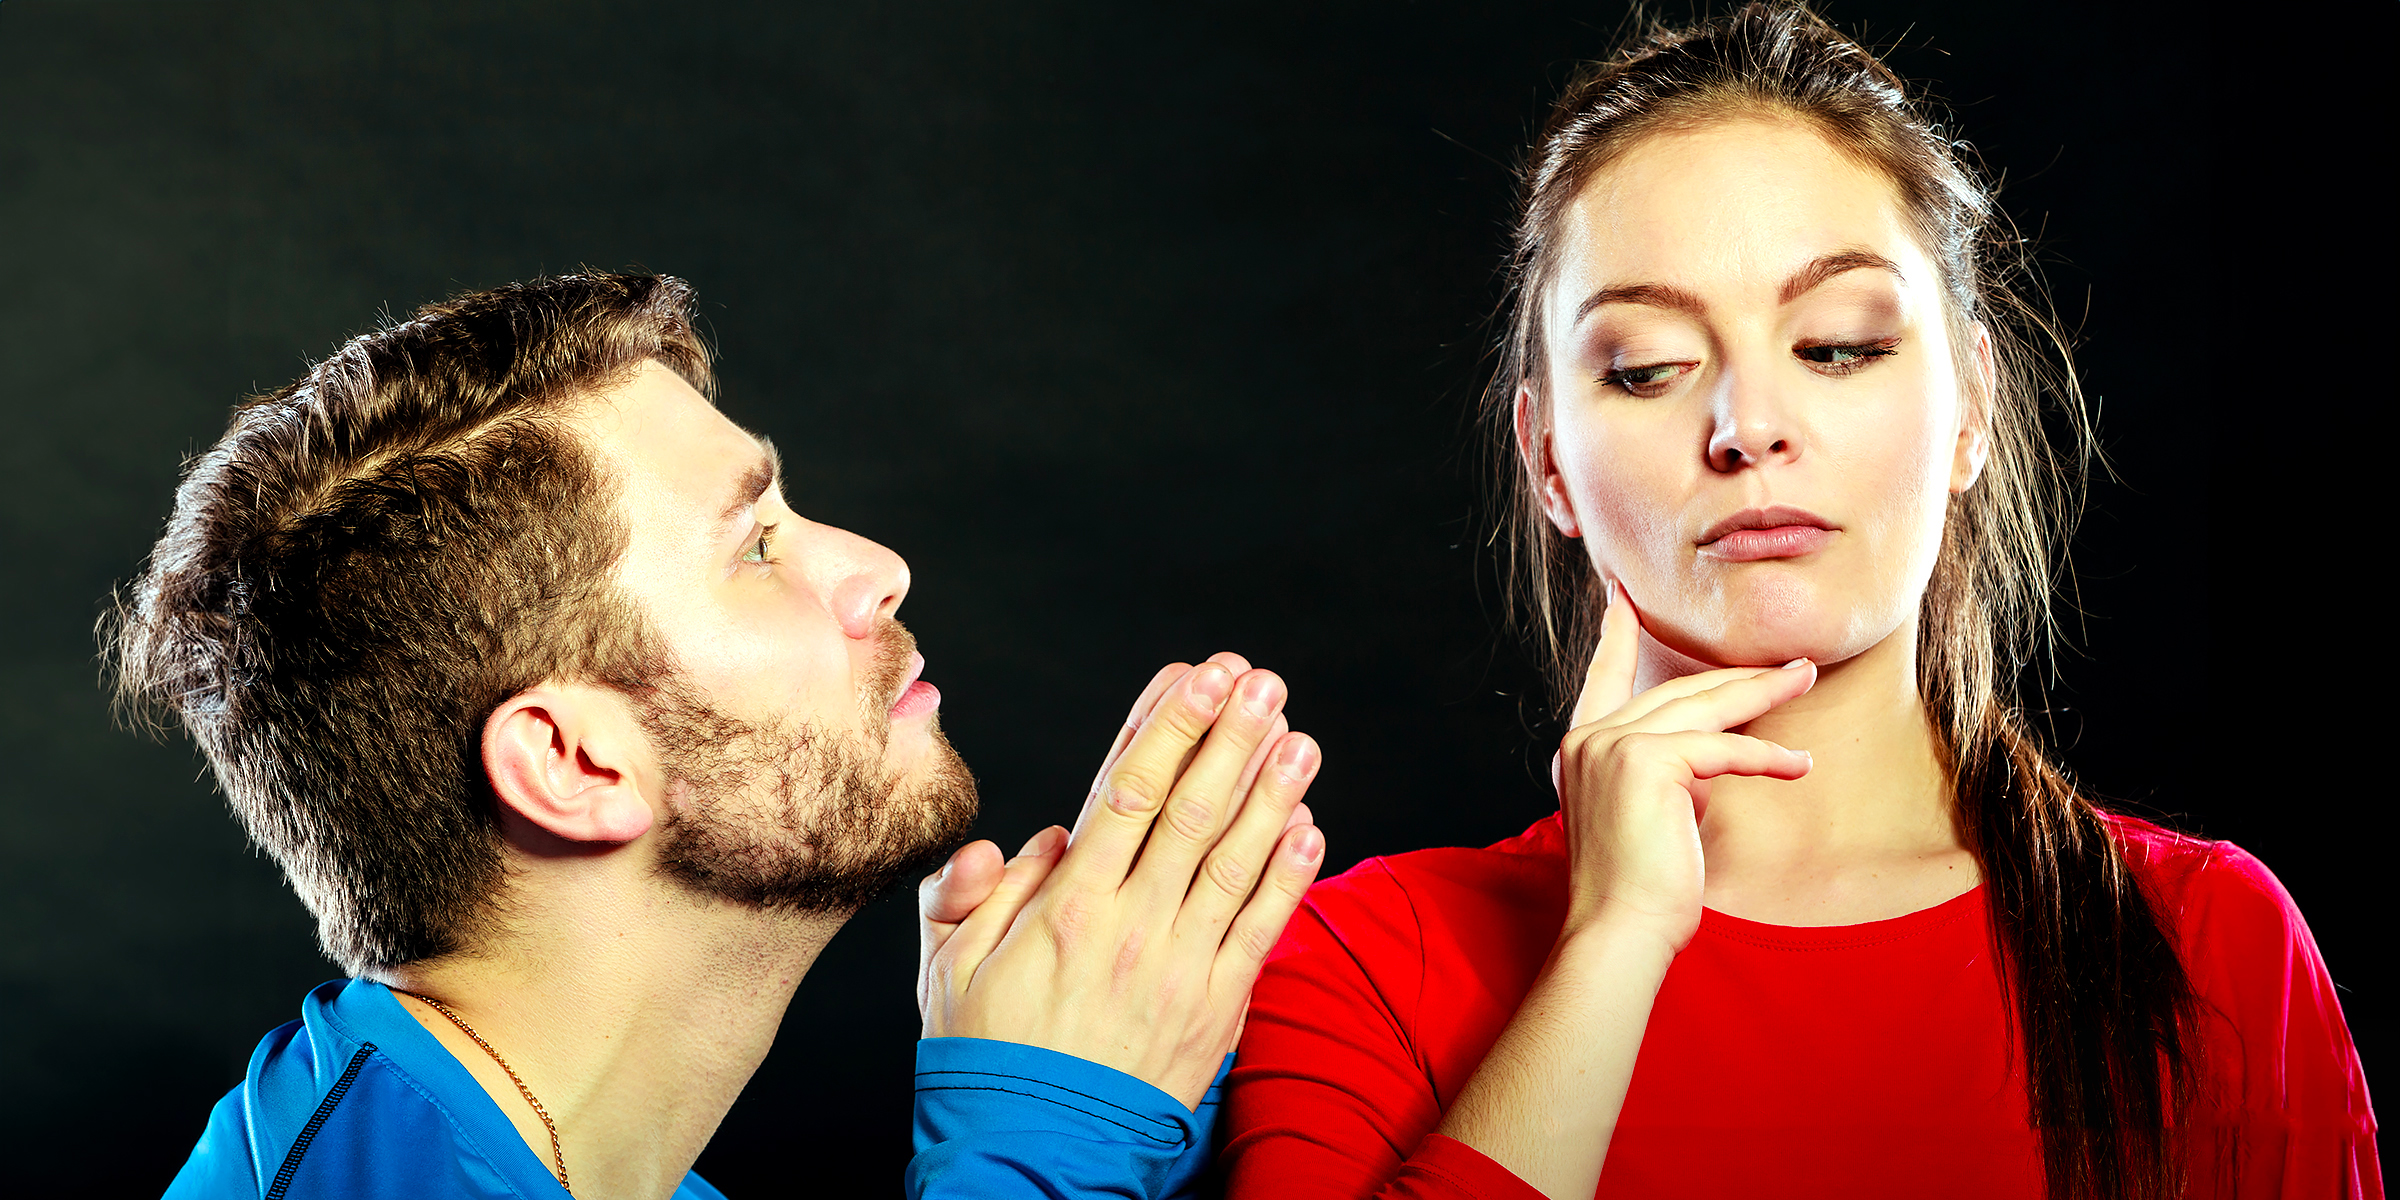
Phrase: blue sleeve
[{"left": 906, "top": 1038, "right": 1230, "bottom": 1200}]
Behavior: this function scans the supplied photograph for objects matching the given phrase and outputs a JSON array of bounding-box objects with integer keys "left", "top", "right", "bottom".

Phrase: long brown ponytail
[{"left": 1484, "top": 7, "right": 2196, "bottom": 1197}]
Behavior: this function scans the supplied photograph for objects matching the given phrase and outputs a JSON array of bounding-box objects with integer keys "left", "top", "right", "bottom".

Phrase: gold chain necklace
[{"left": 396, "top": 989, "right": 572, "bottom": 1195}]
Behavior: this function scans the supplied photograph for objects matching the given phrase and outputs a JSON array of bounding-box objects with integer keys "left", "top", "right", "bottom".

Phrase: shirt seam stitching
[
  {"left": 911, "top": 1069, "right": 1180, "bottom": 1132},
  {"left": 263, "top": 1042, "right": 375, "bottom": 1200},
  {"left": 913, "top": 1084, "right": 1186, "bottom": 1146}
]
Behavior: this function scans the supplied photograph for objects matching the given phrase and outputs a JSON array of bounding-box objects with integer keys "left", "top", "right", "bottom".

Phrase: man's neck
[
  {"left": 1638, "top": 619, "right": 1976, "bottom": 927},
  {"left": 376, "top": 878, "right": 848, "bottom": 1200}
]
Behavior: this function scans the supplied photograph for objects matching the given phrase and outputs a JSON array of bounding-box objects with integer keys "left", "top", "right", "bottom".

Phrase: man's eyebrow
[
  {"left": 715, "top": 436, "right": 783, "bottom": 535},
  {"left": 1778, "top": 248, "right": 1904, "bottom": 305}
]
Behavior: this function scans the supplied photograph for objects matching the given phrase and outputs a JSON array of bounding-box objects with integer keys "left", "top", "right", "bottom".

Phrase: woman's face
[{"left": 1525, "top": 116, "right": 1988, "bottom": 671}]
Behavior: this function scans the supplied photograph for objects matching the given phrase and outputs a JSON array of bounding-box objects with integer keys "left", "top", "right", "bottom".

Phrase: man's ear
[
  {"left": 483, "top": 685, "right": 655, "bottom": 846},
  {"left": 1952, "top": 323, "right": 1996, "bottom": 494},
  {"left": 1515, "top": 383, "right": 1582, "bottom": 538}
]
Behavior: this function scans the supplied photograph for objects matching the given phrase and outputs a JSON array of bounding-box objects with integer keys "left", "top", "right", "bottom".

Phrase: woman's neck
[{"left": 1637, "top": 619, "right": 1978, "bottom": 927}]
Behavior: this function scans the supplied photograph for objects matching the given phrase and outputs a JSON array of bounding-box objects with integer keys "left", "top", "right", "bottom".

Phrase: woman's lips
[{"left": 1698, "top": 525, "right": 1835, "bottom": 561}]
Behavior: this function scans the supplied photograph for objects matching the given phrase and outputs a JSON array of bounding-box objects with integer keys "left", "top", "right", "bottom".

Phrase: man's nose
[{"left": 826, "top": 533, "right": 911, "bottom": 641}]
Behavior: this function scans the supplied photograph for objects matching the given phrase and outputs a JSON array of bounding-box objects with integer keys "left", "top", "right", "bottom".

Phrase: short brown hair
[{"left": 108, "top": 271, "right": 711, "bottom": 974}]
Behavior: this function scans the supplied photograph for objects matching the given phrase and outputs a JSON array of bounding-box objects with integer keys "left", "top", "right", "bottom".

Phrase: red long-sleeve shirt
[{"left": 1221, "top": 812, "right": 2378, "bottom": 1199}]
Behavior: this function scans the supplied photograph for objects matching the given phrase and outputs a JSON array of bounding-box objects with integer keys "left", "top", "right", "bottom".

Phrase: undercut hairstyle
[
  {"left": 1484, "top": 7, "right": 2198, "bottom": 1199},
  {"left": 106, "top": 271, "right": 712, "bottom": 975}
]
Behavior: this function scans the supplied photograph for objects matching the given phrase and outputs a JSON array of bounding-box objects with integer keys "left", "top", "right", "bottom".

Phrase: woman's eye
[
  {"left": 1599, "top": 362, "right": 1690, "bottom": 396},
  {"left": 1796, "top": 341, "right": 1898, "bottom": 372}
]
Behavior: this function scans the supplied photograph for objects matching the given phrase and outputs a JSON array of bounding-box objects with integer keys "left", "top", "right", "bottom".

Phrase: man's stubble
[{"left": 644, "top": 619, "right": 978, "bottom": 913}]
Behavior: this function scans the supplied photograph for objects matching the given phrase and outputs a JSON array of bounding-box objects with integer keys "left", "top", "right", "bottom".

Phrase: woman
[{"left": 1218, "top": 6, "right": 2376, "bottom": 1199}]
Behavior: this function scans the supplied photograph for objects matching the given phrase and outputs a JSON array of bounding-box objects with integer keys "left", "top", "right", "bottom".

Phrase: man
[{"left": 118, "top": 272, "right": 1325, "bottom": 1199}]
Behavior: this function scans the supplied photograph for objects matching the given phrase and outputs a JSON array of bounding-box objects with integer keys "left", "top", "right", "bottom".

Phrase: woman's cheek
[{"left": 1558, "top": 425, "right": 1686, "bottom": 586}]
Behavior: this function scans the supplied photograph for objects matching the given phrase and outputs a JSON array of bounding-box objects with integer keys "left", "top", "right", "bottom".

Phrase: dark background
[{"left": 0, "top": 1, "right": 2382, "bottom": 1194}]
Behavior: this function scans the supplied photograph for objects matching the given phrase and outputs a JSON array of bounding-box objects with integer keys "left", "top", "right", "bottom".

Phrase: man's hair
[{"left": 107, "top": 271, "right": 711, "bottom": 974}]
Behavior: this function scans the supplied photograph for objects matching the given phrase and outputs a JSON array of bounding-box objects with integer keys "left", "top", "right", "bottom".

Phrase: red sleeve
[
  {"left": 1220, "top": 861, "right": 1544, "bottom": 1200},
  {"left": 2157, "top": 838, "right": 2381, "bottom": 1199}
]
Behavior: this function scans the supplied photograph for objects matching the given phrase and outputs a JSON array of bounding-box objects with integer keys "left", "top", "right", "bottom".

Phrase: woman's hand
[
  {"left": 1554, "top": 581, "right": 1816, "bottom": 955},
  {"left": 915, "top": 655, "right": 1325, "bottom": 1110},
  {"left": 1434, "top": 585, "right": 1814, "bottom": 1199}
]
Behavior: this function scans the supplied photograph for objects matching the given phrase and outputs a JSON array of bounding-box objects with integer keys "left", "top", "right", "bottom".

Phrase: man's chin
[{"left": 890, "top": 728, "right": 980, "bottom": 877}]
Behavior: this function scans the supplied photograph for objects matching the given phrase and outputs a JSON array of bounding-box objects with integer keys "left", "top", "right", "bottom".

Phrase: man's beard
[{"left": 641, "top": 621, "right": 978, "bottom": 913}]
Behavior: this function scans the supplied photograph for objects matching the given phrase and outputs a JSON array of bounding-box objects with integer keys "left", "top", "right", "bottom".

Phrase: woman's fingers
[
  {"left": 1570, "top": 581, "right": 1641, "bottom": 729},
  {"left": 1602, "top": 658, "right": 1816, "bottom": 740},
  {"left": 1175, "top": 732, "right": 1320, "bottom": 945},
  {"left": 931, "top": 827, "right": 1069, "bottom": 1003},
  {"left": 1612, "top": 729, "right": 1813, "bottom": 784},
  {"left": 1589, "top": 662, "right": 1788, "bottom": 730}
]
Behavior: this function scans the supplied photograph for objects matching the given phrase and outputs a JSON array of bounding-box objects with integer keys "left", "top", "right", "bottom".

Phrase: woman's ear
[
  {"left": 483, "top": 685, "right": 656, "bottom": 847},
  {"left": 1951, "top": 324, "right": 1995, "bottom": 494},
  {"left": 1515, "top": 383, "right": 1582, "bottom": 538}
]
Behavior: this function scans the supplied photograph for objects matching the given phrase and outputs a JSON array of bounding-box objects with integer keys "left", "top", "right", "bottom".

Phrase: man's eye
[
  {"left": 740, "top": 525, "right": 778, "bottom": 566},
  {"left": 1796, "top": 341, "right": 1899, "bottom": 371},
  {"left": 1599, "top": 362, "right": 1689, "bottom": 396}
]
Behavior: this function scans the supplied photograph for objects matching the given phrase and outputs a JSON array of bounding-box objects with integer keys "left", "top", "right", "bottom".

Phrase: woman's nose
[{"left": 1706, "top": 370, "right": 1803, "bottom": 471}]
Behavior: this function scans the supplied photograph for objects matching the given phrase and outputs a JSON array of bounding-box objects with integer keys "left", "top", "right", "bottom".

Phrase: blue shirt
[
  {"left": 908, "top": 1039, "right": 1226, "bottom": 1199},
  {"left": 166, "top": 978, "right": 1221, "bottom": 1198},
  {"left": 164, "top": 979, "right": 723, "bottom": 1200}
]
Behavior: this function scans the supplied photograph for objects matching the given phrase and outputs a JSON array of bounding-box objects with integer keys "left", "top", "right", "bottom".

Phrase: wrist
[{"left": 1554, "top": 904, "right": 1683, "bottom": 979}]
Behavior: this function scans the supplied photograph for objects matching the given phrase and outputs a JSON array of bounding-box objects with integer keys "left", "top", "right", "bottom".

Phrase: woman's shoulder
[
  {"left": 1258, "top": 813, "right": 1572, "bottom": 1037},
  {"left": 1303, "top": 812, "right": 1568, "bottom": 914},
  {"left": 2101, "top": 815, "right": 2376, "bottom": 1137},
  {"left": 2099, "top": 810, "right": 2306, "bottom": 947},
  {"left": 1279, "top": 812, "right": 1571, "bottom": 969}
]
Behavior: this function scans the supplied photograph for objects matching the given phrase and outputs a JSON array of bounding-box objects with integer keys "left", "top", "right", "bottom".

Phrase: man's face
[{"left": 579, "top": 361, "right": 975, "bottom": 911}]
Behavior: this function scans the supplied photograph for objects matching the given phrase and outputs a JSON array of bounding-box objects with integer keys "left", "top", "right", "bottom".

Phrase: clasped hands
[{"left": 916, "top": 654, "right": 1325, "bottom": 1109}]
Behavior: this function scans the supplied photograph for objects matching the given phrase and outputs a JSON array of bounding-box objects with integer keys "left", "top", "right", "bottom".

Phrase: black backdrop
[{"left": 0, "top": 2, "right": 2383, "bottom": 1194}]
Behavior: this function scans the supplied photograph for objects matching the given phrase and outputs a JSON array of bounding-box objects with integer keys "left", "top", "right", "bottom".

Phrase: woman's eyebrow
[
  {"left": 1572, "top": 282, "right": 1707, "bottom": 327},
  {"left": 1779, "top": 248, "right": 1904, "bottom": 304},
  {"left": 1569, "top": 248, "right": 1902, "bottom": 329}
]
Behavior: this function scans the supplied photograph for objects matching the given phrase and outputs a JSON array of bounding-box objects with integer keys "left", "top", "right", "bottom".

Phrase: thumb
[
  {"left": 917, "top": 839, "right": 1005, "bottom": 1019},
  {"left": 919, "top": 840, "right": 1005, "bottom": 945},
  {"left": 1569, "top": 580, "right": 1640, "bottom": 730}
]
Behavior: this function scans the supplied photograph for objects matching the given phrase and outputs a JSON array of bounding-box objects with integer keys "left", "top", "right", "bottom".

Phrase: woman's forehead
[{"left": 1552, "top": 116, "right": 1931, "bottom": 301}]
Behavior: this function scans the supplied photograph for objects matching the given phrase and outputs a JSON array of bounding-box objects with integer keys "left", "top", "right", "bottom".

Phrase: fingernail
[
  {"left": 1275, "top": 736, "right": 1320, "bottom": 782},
  {"left": 1187, "top": 664, "right": 1234, "bottom": 711},
  {"left": 1016, "top": 830, "right": 1048, "bottom": 858},
  {"left": 1290, "top": 826, "right": 1324, "bottom": 866},
  {"left": 1238, "top": 672, "right": 1280, "bottom": 719},
  {"left": 1782, "top": 657, "right": 1810, "bottom": 670}
]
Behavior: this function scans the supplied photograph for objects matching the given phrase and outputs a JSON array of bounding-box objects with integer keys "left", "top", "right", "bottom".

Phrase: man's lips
[
  {"left": 1697, "top": 505, "right": 1838, "bottom": 562},
  {"left": 889, "top": 651, "right": 939, "bottom": 718}
]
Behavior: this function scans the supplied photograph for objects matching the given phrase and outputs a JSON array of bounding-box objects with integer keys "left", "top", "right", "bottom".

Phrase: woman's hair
[{"left": 1483, "top": 6, "right": 2197, "bottom": 1198}]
